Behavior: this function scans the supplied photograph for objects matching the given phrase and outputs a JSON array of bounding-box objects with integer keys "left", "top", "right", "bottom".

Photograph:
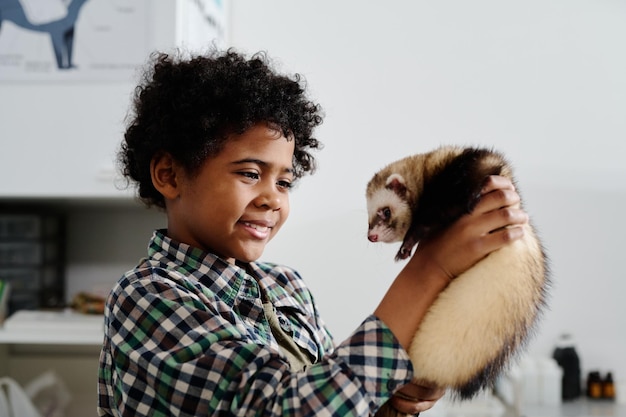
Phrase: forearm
[{"left": 374, "top": 252, "right": 450, "bottom": 351}]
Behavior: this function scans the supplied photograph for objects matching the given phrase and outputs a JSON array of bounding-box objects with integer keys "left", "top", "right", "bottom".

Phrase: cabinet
[
  {"left": 0, "top": 83, "right": 138, "bottom": 198},
  {"left": 0, "top": 310, "right": 103, "bottom": 417},
  {"left": 0, "top": 211, "right": 66, "bottom": 313},
  {"left": 0, "top": 203, "right": 165, "bottom": 417}
]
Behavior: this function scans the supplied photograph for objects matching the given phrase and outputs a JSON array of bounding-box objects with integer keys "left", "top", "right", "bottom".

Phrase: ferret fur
[{"left": 366, "top": 145, "right": 549, "bottom": 399}]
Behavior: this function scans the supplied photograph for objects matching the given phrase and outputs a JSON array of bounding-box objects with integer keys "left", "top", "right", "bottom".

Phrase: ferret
[{"left": 366, "top": 145, "right": 549, "bottom": 399}]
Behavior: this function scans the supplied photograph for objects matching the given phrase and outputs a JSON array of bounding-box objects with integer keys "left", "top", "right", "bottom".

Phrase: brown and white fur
[{"left": 366, "top": 145, "right": 549, "bottom": 399}]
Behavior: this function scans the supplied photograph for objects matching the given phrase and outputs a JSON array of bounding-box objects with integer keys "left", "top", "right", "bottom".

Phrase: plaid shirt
[{"left": 98, "top": 230, "right": 414, "bottom": 416}]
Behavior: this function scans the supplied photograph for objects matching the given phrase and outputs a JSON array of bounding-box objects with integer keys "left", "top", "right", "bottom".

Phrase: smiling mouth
[{"left": 241, "top": 221, "right": 271, "bottom": 234}]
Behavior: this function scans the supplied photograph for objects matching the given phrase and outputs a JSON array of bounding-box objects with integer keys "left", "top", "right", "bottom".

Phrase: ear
[
  {"left": 385, "top": 173, "right": 407, "bottom": 196},
  {"left": 150, "top": 152, "right": 181, "bottom": 201}
]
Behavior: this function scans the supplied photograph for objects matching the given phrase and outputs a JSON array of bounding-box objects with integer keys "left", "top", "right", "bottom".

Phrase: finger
[
  {"left": 390, "top": 395, "right": 434, "bottom": 414},
  {"left": 474, "top": 188, "right": 521, "bottom": 215},
  {"left": 397, "top": 383, "right": 445, "bottom": 401},
  {"left": 445, "top": 205, "right": 527, "bottom": 246},
  {"left": 415, "top": 385, "right": 446, "bottom": 400},
  {"left": 480, "top": 175, "right": 516, "bottom": 195},
  {"left": 390, "top": 395, "right": 421, "bottom": 414},
  {"left": 476, "top": 224, "right": 526, "bottom": 255},
  {"left": 489, "top": 223, "right": 526, "bottom": 242},
  {"left": 449, "top": 208, "right": 527, "bottom": 261},
  {"left": 392, "top": 384, "right": 446, "bottom": 414},
  {"left": 465, "top": 206, "right": 527, "bottom": 241},
  {"left": 483, "top": 207, "right": 529, "bottom": 234}
]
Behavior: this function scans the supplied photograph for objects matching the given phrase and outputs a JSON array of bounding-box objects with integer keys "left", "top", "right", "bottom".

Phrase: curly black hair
[{"left": 118, "top": 48, "right": 324, "bottom": 208}]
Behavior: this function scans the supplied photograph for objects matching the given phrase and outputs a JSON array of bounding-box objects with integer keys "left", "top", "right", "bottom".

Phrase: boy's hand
[
  {"left": 391, "top": 382, "right": 446, "bottom": 414},
  {"left": 412, "top": 175, "right": 528, "bottom": 281}
]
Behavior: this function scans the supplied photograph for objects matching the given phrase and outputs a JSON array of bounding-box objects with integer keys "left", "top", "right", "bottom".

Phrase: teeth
[{"left": 243, "top": 222, "right": 269, "bottom": 232}]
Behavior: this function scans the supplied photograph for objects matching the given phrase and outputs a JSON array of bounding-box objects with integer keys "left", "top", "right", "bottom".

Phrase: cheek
[{"left": 270, "top": 201, "right": 290, "bottom": 238}]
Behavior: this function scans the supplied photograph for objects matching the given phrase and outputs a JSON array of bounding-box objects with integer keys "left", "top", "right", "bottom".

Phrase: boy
[{"left": 98, "top": 49, "right": 528, "bottom": 416}]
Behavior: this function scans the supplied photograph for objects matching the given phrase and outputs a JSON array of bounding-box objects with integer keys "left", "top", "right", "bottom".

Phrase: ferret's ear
[{"left": 386, "top": 173, "right": 407, "bottom": 196}]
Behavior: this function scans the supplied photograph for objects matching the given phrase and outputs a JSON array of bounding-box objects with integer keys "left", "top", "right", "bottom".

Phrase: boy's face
[{"left": 164, "top": 124, "right": 295, "bottom": 264}]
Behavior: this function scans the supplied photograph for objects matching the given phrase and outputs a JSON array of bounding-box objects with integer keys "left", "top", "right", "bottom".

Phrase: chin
[{"left": 234, "top": 247, "right": 266, "bottom": 263}]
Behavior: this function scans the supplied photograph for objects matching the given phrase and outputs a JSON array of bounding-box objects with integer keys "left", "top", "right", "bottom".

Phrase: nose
[
  {"left": 255, "top": 184, "right": 282, "bottom": 211},
  {"left": 368, "top": 233, "right": 378, "bottom": 242}
]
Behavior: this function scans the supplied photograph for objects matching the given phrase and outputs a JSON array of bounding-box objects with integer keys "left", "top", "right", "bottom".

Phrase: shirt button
[
  {"left": 386, "top": 379, "right": 398, "bottom": 392},
  {"left": 278, "top": 316, "right": 293, "bottom": 334}
]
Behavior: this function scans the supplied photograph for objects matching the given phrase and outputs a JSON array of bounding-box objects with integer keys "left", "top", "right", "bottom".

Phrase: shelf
[{"left": 0, "top": 309, "right": 103, "bottom": 345}]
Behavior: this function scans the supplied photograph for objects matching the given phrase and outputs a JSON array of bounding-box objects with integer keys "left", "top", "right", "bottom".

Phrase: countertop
[
  {"left": 517, "top": 399, "right": 626, "bottom": 417},
  {"left": 424, "top": 394, "right": 625, "bottom": 417}
]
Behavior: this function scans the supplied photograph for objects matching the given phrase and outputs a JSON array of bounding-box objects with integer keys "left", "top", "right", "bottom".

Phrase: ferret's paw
[{"left": 395, "top": 247, "right": 412, "bottom": 261}]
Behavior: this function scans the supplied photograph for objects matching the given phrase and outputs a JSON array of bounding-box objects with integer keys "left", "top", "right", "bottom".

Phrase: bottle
[
  {"left": 603, "top": 372, "right": 615, "bottom": 400},
  {"left": 552, "top": 334, "right": 581, "bottom": 400},
  {"left": 539, "top": 357, "right": 563, "bottom": 405},
  {"left": 587, "top": 371, "right": 602, "bottom": 399}
]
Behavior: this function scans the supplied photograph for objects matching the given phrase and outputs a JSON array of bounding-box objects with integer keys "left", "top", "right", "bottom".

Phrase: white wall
[
  {"left": 228, "top": 0, "right": 626, "bottom": 382},
  {"left": 2, "top": 0, "right": 624, "bottom": 392}
]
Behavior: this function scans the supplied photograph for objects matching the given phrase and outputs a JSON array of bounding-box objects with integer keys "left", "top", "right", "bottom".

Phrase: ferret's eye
[{"left": 378, "top": 207, "right": 392, "bottom": 220}]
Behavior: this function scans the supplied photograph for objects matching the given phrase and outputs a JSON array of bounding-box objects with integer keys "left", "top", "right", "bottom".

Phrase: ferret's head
[{"left": 366, "top": 173, "right": 412, "bottom": 243}]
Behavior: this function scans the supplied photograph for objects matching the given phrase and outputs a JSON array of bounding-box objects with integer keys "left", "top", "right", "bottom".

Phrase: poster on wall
[
  {"left": 180, "top": 0, "right": 229, "bottom": 53},
  {"left": 0, "top": 0, "right": 150, "bottom": 82},
  {"left": 0, "top": 0, "right": 227, "bottom": 82}
]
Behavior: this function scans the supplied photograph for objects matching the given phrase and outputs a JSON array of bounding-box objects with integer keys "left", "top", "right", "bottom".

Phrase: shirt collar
[{"left": 148, "top": 230, "right": 305, "bottom": 314}]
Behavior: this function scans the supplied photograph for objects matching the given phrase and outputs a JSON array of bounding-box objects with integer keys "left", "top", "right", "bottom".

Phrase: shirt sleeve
[{"left": 98, "top": 273, "right": 414, "bottom": 417}]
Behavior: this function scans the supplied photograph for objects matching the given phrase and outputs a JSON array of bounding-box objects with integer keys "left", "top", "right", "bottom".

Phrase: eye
[
  {"left": 238, "top": 171, "right": 260, "bottom": 181},
  {"left": 277, "top": 180, "right": 293, "bottom": 190},
  {"left": 378, "top": 207, "right": 392, "bottom": 220}
]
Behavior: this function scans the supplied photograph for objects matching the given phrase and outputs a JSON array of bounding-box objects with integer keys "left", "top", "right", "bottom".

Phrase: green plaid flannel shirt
[{"left": 98, "top": 230, "right": 413, "bottom": 416}]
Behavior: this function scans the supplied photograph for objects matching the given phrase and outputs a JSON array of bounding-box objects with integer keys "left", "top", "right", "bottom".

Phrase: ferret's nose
[{"left": 368, "top": 234, "right": 378, "bottom": 242}]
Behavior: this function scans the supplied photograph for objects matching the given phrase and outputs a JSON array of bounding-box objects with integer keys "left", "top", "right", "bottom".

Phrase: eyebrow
[{"left": 231, "top": 158, "right": 294, "bottom": 174}]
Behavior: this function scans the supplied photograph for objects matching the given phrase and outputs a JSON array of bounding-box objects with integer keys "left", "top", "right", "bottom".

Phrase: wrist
[{"left": 407, "top": 250, "right": 454, "bottom": 287}]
